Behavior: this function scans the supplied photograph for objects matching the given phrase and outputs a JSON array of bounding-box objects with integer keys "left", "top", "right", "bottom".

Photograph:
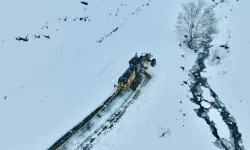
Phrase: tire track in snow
[
  {"left": 75, "top": 73, "right": 151, "bottom": 150},
  {"left": 187, "top": 41, "right": 245, "bottom": 150}
]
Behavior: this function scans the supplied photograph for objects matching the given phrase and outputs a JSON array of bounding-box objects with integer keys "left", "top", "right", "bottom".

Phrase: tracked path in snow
[
  {"left": 77, "top": 73, "right": 151, "bottom": 150},
  {"left": 48, "top": 72, "right": 151, "bottom": 150},
  {"left": 187, "top": 42, "right": 245, "bottom": 150},
  {"left": 48, "top": 89, "right": 121, "bottom": 150}
]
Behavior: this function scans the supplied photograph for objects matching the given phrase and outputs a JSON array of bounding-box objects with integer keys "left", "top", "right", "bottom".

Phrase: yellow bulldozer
[{"left": 115, "top": 53, "right": 156, "bottom": 90}]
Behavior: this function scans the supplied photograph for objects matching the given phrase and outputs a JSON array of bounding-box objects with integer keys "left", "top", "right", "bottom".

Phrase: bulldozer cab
[
  {"left": 115, "top": 52, "right": 156, "bottom": 90},
  {"left": 129, "top": 54, "right": 141, "bottom": 74}
]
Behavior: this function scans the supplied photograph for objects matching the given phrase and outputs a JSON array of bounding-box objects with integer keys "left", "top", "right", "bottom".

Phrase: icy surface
[
  {"left": 204, "top": 0, "right": 250, "bottom": 149},
  {"left": 201, "top": 87, "right": 215, "bottom": 102},
  {"left": 208, "top": 109, "right": 230, "bottom": 139}
]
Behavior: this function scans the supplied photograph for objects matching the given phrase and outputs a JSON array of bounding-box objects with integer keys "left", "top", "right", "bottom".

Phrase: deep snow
[{"left": 0, "top": 0, "right": 249, "bottom": 150}]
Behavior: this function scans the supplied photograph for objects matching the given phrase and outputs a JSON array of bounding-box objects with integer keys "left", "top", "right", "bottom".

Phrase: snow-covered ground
[
  {"left": 203, "top": 0, "right": 250, "bottom": 149},
  {"left": 0, "top": 0, "right": 160, "bottom": 149},
  {"left": 0, "top": 0, "right": 249, "bottom": 150}
]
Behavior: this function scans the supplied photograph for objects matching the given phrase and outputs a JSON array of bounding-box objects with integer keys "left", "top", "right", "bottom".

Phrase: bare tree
[{"left": 176, "top": 0, "right": 218, "bottom": 50}]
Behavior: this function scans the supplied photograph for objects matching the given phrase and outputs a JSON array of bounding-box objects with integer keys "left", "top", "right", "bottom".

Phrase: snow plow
[
  {"left": 115, "top": 53, "right": 156, "bottom": 90},
  {"left": 49, "top": 53, "right": 156, "bottom": 150}
]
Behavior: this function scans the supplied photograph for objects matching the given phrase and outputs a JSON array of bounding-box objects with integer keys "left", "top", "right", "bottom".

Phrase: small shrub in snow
[
  {"left": 208, "top": 47, "right": 226, "bottom": 66},
  {"left": 176, "top": 0, "right": 218, "bottom": 50}
]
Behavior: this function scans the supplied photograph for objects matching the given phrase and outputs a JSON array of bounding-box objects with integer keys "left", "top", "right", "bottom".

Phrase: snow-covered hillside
[{"left": 0, "top": 0, "right": 249, "bottom": 150}]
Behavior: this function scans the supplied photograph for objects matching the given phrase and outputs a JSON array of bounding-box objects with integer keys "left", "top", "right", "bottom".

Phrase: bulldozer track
[
  {"left": 48, "top": 72, "right": 152, "bottom": 150},
  {"left": 49, "top": 90, "right": 121, "bottom": 150},
  {"left": 78, "top": 74, "right": 151, "bottom": 150}
]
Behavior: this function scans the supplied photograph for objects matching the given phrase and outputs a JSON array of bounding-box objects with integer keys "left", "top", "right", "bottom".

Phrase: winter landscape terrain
[{"left": 0, "top": 0, "right": 249, "bottom": 150}]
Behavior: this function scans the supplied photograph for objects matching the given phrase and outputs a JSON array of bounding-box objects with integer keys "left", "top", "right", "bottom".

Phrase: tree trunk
[{"left": 187, "top": 39, "right": 193, "bottom": 49}]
